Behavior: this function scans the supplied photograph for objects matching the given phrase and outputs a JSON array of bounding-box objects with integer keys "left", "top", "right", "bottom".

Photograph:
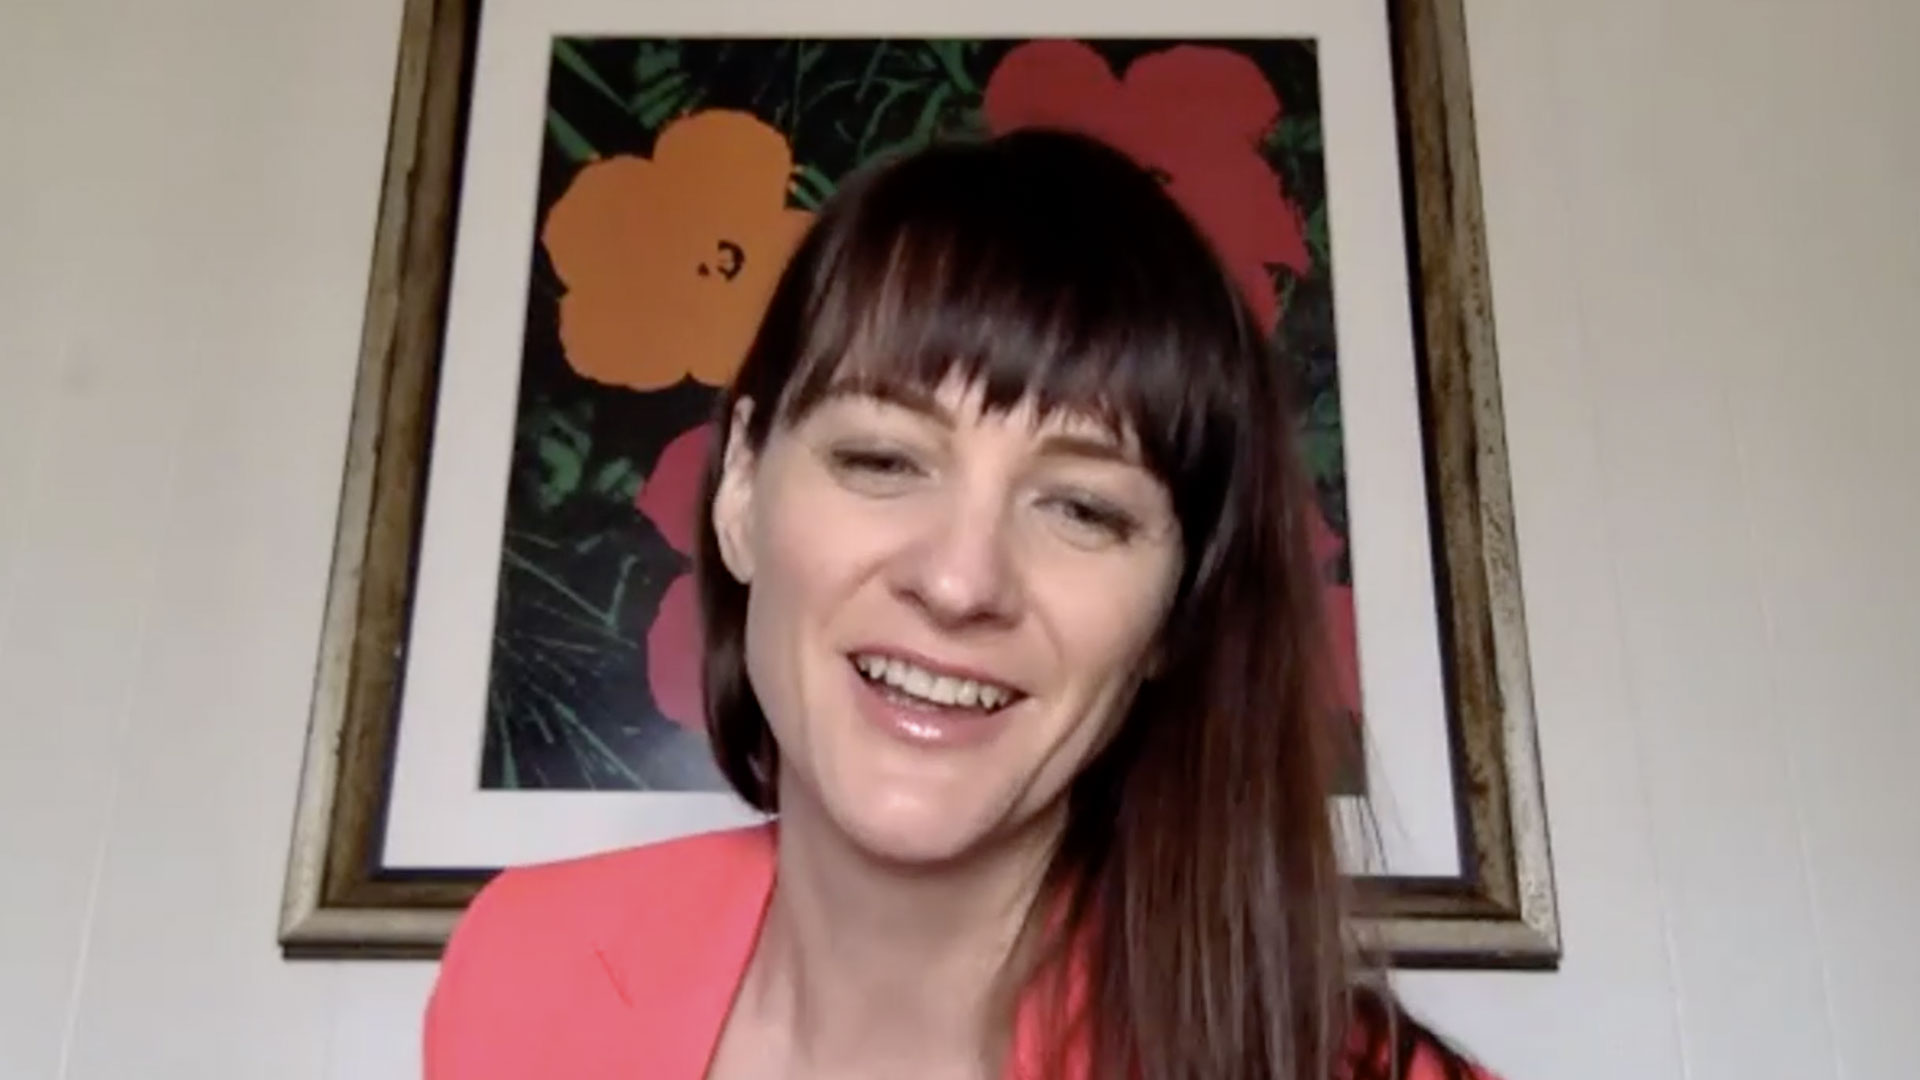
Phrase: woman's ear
[{"left": 710, "top": 398, "right": 757, "bottom": 584}]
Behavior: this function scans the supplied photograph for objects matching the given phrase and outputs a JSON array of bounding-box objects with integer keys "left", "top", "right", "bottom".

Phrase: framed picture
[{"left": 280, "top": 0, "right": 1558, "bottom": 968}]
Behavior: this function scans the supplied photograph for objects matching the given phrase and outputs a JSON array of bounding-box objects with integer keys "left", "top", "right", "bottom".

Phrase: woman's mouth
[{"left": 849, "top": 652, "right": 1025, "bottom": 714}]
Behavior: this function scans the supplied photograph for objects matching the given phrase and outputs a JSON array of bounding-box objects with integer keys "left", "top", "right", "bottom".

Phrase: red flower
[
  {"left": 634, "top": 424, "right": 714, "bottom": 730},
  {"left": 983, "top": 40, "right": 1310, "bottom": 331},
  {"left": 988, "top": 42, "right": 1352, "bottom": 717}
]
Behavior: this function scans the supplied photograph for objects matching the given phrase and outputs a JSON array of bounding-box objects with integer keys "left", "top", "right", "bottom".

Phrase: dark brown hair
[{"left": 694, "top": 129, "right": 1478, "bottom": 1080}]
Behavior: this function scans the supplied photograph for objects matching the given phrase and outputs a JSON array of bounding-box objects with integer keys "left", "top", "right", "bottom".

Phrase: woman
[{"left": 426, "top": 129, "right": 1496, "bottom": 1080}]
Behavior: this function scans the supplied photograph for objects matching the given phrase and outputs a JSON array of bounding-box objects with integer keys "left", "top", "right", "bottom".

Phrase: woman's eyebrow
[
  {"left": 816, "top": 379, "right": 952, "bottom": 426},
  {"left": 814, "top": 379, "right": 1141, "bottom": 464},
  {"left": 1036, "top": 431, "right": 1140, "bottom": 466}
]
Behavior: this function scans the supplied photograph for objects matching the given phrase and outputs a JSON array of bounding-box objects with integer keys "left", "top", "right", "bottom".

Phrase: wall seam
[
  {"left": 51, "top": 350, "right": 197, "bottom": 1080},
  {"left": 1716, "top": 384, "right": 1847, "bottom": 1080},
  {"left": 19, "top": 82, "right": 92, "bottom": 1073}
]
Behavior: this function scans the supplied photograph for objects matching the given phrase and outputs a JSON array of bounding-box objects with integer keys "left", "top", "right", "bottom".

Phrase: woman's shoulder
[
  {"left": 1400, "top": 1037, "right": 1505, "bottom": 1080},
  {"left": 422, "top": 823, "right": 775, "bottom": 1078},
  {"left": 1344, "top": 1029, "right": 1505, "bottom": 1080},
  {"left": 452, "top": 823, "right": 774, "bottom": 940},
  {"left": 1344, "top": 986, "right": 1506, "bottom": 1080},
  {"left": 437, "top": 823, "right": 776, "bottom": 967}
]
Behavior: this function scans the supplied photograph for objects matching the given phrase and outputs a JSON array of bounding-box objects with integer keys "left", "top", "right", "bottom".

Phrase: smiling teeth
[{"left": 854, "top": 654, "right": 1014, "bottom": 710}]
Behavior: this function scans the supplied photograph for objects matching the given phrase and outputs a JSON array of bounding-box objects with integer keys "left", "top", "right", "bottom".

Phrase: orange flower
[{"left": 542, "top": 110, "right": 813, "bottom": 391}]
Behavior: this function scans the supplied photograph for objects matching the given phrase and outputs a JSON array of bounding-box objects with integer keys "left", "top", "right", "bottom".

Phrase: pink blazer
[
  {"left": 424, "top": 824, "right": 1496, "bottom": 1079},
  {"left": 426, "top": 825, "right": 783, "bottom": 1080}
]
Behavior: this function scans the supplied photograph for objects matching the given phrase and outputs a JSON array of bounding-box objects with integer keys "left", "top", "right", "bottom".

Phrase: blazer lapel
[{"left": 592, "top": 824, "right": 777, "bottom": 1079}]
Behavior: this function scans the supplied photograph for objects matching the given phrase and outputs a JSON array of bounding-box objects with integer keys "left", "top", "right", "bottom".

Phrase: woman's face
[{"left": 712, "top": 374, "right": 1183, "bottom": 866}]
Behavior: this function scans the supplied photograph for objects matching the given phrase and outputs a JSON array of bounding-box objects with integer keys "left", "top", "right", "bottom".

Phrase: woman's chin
[
  {"left": 837, "top": 811, "right": 984, "bottom": 869},
  {"left": 821, "top": 793, "right": 1011, "bottom": 871},
  {"left": 821, "top": 787, "right": 1062, "bottom": 875}
]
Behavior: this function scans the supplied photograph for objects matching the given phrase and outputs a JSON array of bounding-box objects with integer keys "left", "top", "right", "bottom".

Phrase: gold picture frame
[{"left": 278, "top": 0, "right": 1559, "bottom": 968}]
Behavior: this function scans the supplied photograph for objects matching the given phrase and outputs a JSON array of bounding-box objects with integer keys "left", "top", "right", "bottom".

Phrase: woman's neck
[{"left": 736, "top": 788, "right": 1058, "bottom": 1079}]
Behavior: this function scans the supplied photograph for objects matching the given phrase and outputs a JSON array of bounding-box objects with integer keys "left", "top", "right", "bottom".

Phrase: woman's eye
[
  {"left": 826, "top": 446, "right": 927, "bottom": 492},
  {"left": 830, "top": 448, "right": 918, "bottom": 475},
  {"left": 1044, "top": 494, "right": 1139, "bottom": 545}
]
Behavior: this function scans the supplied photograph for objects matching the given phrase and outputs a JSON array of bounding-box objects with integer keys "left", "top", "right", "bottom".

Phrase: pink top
[{"left": 424, "top": 824, "right": 1496, "bottom": 1079}]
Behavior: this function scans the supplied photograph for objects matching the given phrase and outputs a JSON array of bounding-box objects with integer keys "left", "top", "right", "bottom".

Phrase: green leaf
[
  {"left": 605, "top": 551, "right": 640, "bottom": 620},
  {"left": 803, "top": 76, "right": 861, "bottom": 114},
  {"left": 553, "top": 40, "right": 632, "bottom": 118},
  {"left": 1300, "top": 426, "right": 1343, "bottom": 482},
  {"left": 924, "top": 40, "right": 977, "bottom": 94},
  {"left": 628, "top": 41, "right": 692, "bottom": 131},
  {"left": 634, "top": 71, "right": 691, "bottom": 130},
  {"left": 856, "top": 79, "right": 925, "bottom": 159},
  {"left": 939, "top": 105, "right": 990, "bottom": 143},
  {"left": 668, "top": 86, "right": 707, "bottom": 129},
  {"left": 867, "top": 82, "right": 955, "bottom": 162},
  {"left": 536, "top": 429, "right": 585, "bottom": 509},
  {"left": 500, "top": 545, "right": 632, "bottom": 639},
  {"left": 796, "top": 41, "right": 827, "bottom": 78},
  {"left": 1307, "top": 204, "right": 1331, "bottom": 272},
  {"left": 489, "top": 685, "right": 520, "bottom": 788},
  {"left": 526, "top": 406, "right": 591, "bottom": 511},
  {"left": 547, "top": 407, "right": 592, "bottom": 451},
  {"left": 785, "top": 42, "right": 831, "bottom": 133},
  {"left": 537, "top": 686, "right": 645, "bottom": 788},
  {"left": 787, "top": 162, "right": 838, "bottom": 210},
  {"left": 1265, "top": 115, "right": 1322, "bottom": 157},
  {"left": 506, "top": 528, "right": 559, "bottom": 551},
  {"left": 912, "top": 82, "right": 954, "bottom": 142},
  {"left": 1310, "top": 389, "right": 1343, "bottom": 429},
  {"left": 546, "top": 108, "right": 597, "bottom": 163},
  {"left": 591, "top": 458, "right": 639, "bottom": 502},
  {"left": 856, "top": 42, "right": 891, "bottom": 99},
  {"left": 633, "top": 40, "right": 682, "bottom": 83}
]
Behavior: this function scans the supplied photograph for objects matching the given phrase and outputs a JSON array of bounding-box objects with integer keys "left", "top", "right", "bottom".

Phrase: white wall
[{"left": 2, "top": 0, "right": 1915, "bottom": 1077}]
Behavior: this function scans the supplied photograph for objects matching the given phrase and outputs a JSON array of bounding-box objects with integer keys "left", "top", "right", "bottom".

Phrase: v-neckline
[{"left": 599, "top": 823, "right": 1079, "bottom": 1079}]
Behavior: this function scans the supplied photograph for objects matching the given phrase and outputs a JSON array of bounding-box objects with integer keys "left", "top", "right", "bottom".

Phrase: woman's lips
[
  {"left": 845, "top": 646, "right": 1027, "bottom": 701},
  {"left": 846, "top": 657, "right": 1020, "bottom": 748}
]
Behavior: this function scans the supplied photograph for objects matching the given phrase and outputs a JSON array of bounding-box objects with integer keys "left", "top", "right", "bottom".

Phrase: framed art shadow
[{"left": 279, "top": 0, "right": 1558, "bottom": 969}]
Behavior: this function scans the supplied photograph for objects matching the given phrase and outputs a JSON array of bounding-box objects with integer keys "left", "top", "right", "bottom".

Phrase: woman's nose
[{"left": 890, "top": 497, "right": 1022, "bottom": 630}]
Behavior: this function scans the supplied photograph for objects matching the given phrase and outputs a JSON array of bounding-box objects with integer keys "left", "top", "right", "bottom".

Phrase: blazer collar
[
  {"left": 596, "top": 824, "right": 778, "bottom": 1078},
  {"left": 590, "top": 823, "right": 1087, "bottom": 1079}
]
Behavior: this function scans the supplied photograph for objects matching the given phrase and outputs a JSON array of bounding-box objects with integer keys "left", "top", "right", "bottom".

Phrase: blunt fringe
[{"left": 693, "top": 129, "right": 1482, "bottom": 1080}]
